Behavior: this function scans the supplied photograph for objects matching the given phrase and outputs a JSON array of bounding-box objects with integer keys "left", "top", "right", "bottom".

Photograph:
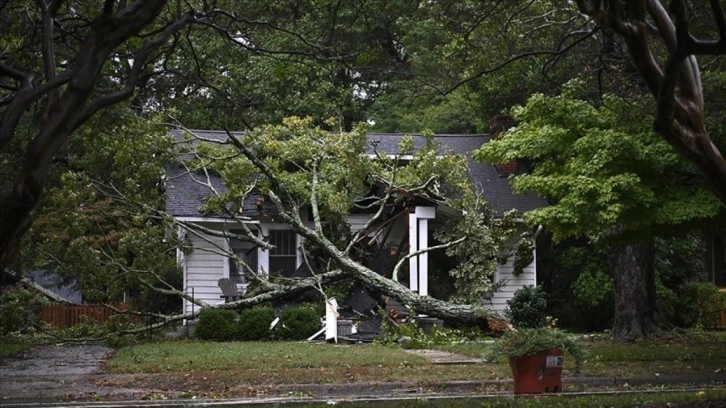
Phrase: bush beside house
[
  {"left": 277, "top": 306, "right": 320, "bottom": 340},
  {"left": 506, "top": 285, "right": 547, "bottom": 329},
  {"left": 195, "top": 309, "right": 239, "bottom": 341},
  {"left": 676, "top": 282, "right": 726, "bottom": 329},
  {"left": 238, "top": 307, "right": 276, "bottom": 341},
  {"left": 196, "top": 305, "right": 321, "bottom": 341}
]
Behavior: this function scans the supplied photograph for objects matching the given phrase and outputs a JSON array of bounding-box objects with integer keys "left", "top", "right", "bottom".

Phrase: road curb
[{"left": 1, "top": 374, "right": 724, "bottom": 406}]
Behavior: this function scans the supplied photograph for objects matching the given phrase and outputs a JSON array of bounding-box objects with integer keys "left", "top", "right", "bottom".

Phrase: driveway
[{"left": 0, "top": 343, "right": 148, "bottom": 402}]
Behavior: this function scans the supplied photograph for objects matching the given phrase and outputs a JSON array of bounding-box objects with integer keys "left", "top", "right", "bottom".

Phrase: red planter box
[{"left": 509, "top": 348, "right": 564, "bottom": 394}]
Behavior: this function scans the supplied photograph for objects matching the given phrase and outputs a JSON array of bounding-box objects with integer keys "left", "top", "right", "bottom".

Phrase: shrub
[
  {"left": 491, "top": 328, "right": 586, "bottom": 371},
  {"left": 238, "top": 307, "right": 276, "bottom": 341},
  {"left": 506, "top": 285, "right": 547, "bottom": 329},
  {"left": 676, "top": 282, "right": 726, "bottom": 329},
  {"left": 0, "top": 285, "right": 45, "bottom": 335},
  {"left": 195, "top": 308, "right": 238, "bottom": 341},
  {"left": 277, "top": 305, "right": 320, "bottom": 340},
  {"left": 59, "top": 314, "right": 113, "bottom": 338}
]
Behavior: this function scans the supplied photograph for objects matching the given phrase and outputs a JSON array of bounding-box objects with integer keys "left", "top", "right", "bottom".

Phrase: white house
[{"left": 165, "top": 130, "right": 546, "bottom": 316}]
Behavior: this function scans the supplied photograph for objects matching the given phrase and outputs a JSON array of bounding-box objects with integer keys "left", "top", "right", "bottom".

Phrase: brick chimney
[{"left": 489, "top": 115, "right": 517, "bottom": 175}]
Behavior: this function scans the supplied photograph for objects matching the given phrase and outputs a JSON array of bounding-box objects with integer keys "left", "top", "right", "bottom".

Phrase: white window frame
[{"left": 258, "top": 224, "right": 302, "bottom": 276}]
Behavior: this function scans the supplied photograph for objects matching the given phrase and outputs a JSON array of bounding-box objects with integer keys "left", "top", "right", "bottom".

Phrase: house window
[
  {"left": 229, "top": 235, "right": 258, "bottom": 285},
  {"left": 269, "top": 229, "right": 297, "bottom": 275}
]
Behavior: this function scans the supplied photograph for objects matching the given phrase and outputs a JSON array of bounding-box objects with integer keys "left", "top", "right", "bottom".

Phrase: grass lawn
[
  {"left": 106, "top": 341, "right": 506, "bottom": 389},
  {"left": 104, "top": 331, "right": 726, "bottom": 393},
  {"left": 281, "top": 389, "right": 726, "bottom": 407},
  {"left": 435, "top": 331, "right": 726, "bottom": 378},
  {"left": 108, "top": 341, "right": 429, "bottom": 373},
  {"left": 0, "top": 342, "right": 31, "bottom": 359}
]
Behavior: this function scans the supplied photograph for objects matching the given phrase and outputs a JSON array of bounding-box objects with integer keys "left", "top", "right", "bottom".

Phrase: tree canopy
[
  {"left": 476, "top": 87, "right": 723, "bottom": 243},
  {"left": 476, "top": 86, "right": 724, "bottom": 339}
]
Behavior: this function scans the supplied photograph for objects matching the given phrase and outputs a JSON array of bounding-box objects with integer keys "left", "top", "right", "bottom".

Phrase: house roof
[{"left": 165, "top": 129, "right": 546, "bottom": 218}]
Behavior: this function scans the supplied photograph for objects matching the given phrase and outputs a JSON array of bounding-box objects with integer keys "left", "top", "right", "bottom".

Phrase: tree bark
[
  {"left": 608, "top": 241, "right": 658, "bottom": 340},
  {"left": 577, "top": 0, "right": 726, "bottom": 204},
  {"left": 0, "top": 1, "right": 170, "bottom": 275}
]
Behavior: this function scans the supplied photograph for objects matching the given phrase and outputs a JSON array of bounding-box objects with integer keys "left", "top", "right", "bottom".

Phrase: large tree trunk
[
  {"left": 608, "top": 241, "right": 658, "bottom": 340},
  {"left": 0, "top": 1, "right": 172, "bottom": 275}
]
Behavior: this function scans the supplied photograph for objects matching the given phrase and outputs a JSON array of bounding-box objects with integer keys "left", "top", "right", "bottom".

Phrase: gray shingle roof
[
  {"left": 165, "top": 129, "right": 545, "bottom": 218},
  {"left": 165, "top": 165, "right": 227, "bottom": 218}
]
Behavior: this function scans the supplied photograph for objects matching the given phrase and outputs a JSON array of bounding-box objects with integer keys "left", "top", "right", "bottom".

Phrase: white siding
[
  {"left": 181, "top": 220, "right": 308, "bottom": 317},
  {"left": 346, "top": 214, "right": 371, "bottom": 233},
  {"left": 183, "top": 232, "right": 227, "bottom": 315},
  {"left": 488, "top": 254, "right": 537, "bottom": 312}
]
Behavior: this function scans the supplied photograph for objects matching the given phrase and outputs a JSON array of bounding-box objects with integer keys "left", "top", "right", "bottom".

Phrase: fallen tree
[
  {"left": 167, "top": 119, "right": 523, "bottom": 332},
  {"left": 12, "top": 120, "right": 522, "bottom": 335}
]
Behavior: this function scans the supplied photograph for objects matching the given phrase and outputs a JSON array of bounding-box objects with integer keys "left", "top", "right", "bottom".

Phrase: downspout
[
  {"left": 532, "top": 225, "right": 543, "bottom": 286},
  {"left": 533, "top": 224, "right": 543, "bottom": 241}
]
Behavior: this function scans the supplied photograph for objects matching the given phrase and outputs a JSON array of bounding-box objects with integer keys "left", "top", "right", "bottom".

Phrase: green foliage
[
  {"left": 195, "top": 117, "right": 476, "bottom": 222},
  {"left": 655, "top": 235, "right": 708, "bottom": 288},
  {"left": 655, "top": 275, "right": 679, "bottom": 325},
  {"left": 369, "top": 88, "right": 484, "bottom": 133},
  {"left": 475, "top": 90, "right": 722, "bottom": 244},
  {"left": 675, "top": 282, "right": 726, "bottom": 329},
  {"left": 322, "top": 278, "right": 357, "bottom": 306},
  {"left": 377, "top": 316, "right": 481, "bottom": 349},
  {"left": 277, "top": 306, "right": 320, "bottom": 340},
  {"left": 506, "top": 285, "right": 548, "bottom": 329},
  {"left": 195, "top": 308, "right": 239, "bottom": 342},
  {"left": 238, "top": 307, "right": 276, "bottom": 341},
  {"left": 368, "top": 2, "right": 595, "bottom": 133},
  {"left": 491, "top": 328, "right": 586, "bottom": 370},
  {"left": 536, "top": 237, "right": 613, "bottom": 332},
  {"left": 21, "top": 106, "right": 180, "bottom": 308},
  {"left": 378, "top": 320, "right": 427, "bottom": 349},
  {"left": 512, "top": 232, "right": 535, "bottom": 276},
  {"left": 58, "top": 315, "right": 113, "bottom": 339},
  {"left": 0, "top": 285, "right": 46, "bottom": 335},
  {"left": 572, "top": 269, "right": 613, "bottom": 308},
  {"left": 435, "top": 207, "right": 516, "bottom": 305}
]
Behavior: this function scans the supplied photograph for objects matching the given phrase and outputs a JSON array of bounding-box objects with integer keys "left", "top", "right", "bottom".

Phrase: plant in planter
[{"left": 491, "top": 328, "right": 585, "bottom": 394}]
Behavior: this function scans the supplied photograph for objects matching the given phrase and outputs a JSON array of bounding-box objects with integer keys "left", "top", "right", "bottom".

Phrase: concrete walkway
[{"left": 404, "top": 348, "right": 484, "bottom": 364}]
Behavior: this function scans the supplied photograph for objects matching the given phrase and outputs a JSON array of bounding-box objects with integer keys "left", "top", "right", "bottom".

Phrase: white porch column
[
  {"left": 258, "top": 224, "right": 269, "bottom": 277},
  {"left": 408, "top": 206, "right": 436, "bottom": 296}
]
